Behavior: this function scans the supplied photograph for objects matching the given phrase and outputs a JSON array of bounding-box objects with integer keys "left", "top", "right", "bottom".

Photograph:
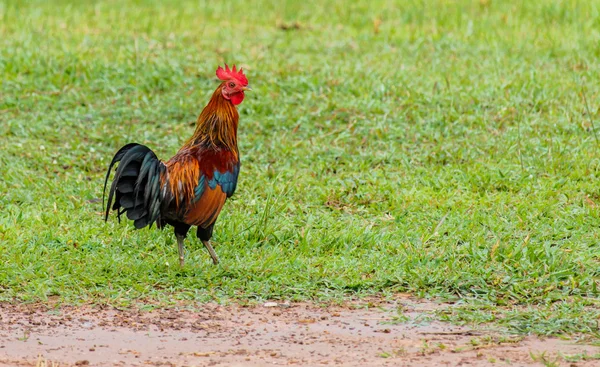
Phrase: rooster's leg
[
  {"left": 173, "top": 223, "right": 191, "bottom": 267},
  {"left": 176, "top": 234, "right": 186, "bottom": 267},
  {"left": 202, "top": 240, "right": 219, "bottom": 265},
  {"left": 197, "top": 225, "right": 219, "bottom": 265}
]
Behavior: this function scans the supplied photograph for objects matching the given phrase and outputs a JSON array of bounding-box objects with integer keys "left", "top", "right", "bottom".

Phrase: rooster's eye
[{"left": 229, "top": 82, "right": 235, "bottom": 88}]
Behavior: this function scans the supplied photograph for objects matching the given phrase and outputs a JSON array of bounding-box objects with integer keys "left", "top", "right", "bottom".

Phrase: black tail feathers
[{"left": 103, "top": 143, "right": 166, "bottom": 229}]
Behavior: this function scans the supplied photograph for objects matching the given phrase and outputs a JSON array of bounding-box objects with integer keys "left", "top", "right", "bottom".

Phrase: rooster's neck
[{"left": 186, "top": 85, "right": 239, "bottom": 157}]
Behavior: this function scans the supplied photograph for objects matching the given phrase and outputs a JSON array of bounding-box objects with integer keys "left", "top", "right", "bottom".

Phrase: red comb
[{"left": 216, "top": 64, "right": 248, "bottom": 86}]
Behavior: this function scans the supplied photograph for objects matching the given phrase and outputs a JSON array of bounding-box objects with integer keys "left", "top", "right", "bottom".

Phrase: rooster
[{"left": 103, "top": 64, "right": 250, "bottom": 266}]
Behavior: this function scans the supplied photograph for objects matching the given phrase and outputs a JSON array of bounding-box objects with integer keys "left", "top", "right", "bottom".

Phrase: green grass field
[{"left": 1, "top": 0, "right": 599, "bottom": 338}]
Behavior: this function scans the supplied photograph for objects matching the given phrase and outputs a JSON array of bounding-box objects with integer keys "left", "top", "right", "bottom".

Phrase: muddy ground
[{"left": 0, "top": 296, "right": 597, "bottom": 367}]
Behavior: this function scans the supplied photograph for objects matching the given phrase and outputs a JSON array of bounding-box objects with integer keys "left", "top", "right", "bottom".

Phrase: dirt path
[{"left": 0, "top": 297, "right": 597, "bottom": 367}]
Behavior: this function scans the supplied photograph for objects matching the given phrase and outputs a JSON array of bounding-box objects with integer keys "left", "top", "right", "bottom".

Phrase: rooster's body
[{"left": 103, "top": 65, "right": 249, "bottom": 266}]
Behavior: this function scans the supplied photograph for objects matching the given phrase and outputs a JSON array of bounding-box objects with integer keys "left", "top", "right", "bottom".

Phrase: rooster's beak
[{"left": 243, "top": 86, "right": 252, "bottom": 91}]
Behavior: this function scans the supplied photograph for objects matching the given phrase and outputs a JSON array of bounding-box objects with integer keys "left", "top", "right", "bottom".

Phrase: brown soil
[{"left": 0, "top": 296, "right": 597, "bottom": 367}]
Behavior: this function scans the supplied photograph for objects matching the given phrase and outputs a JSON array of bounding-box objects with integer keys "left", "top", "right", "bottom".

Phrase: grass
[
  {"left": 1, "top": 0, "right": 599, "bottom": 337},
  {"left": 36, "top": 356, "right": 59, "bottom": 367}
]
